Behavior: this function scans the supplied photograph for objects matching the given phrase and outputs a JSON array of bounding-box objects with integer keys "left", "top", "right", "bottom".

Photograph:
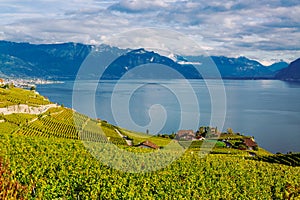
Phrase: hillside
[
  {"left": 1, "top": 87, "right": 300, "bottom": 199},
  {"left": 0, "top": 40, "right": 285, "bottom": 80},
  {"left": 101, "top": 48, "right": 202, "bottom": 79},
  {"left": 1, "top": 131, "right": 300, "bottom": 199},
  {"left": 276, "top": 58, "right": 300, "bottom": 81},
  {"left": 211, "top": 56, "right": 274, "bottom": 79},
  {"left": 267, "top": 61, "right": 289, "bottom": 72},
  {"left": 0, "top": 87, "right": 171, "bottom": 147},
  {"left": 0, "top": 87, "right": 123, "bottom": 143},
  {"left": 0, "top": 86, "right": 50, "bottom": 108},
  {"left": 0, "top": 41, "right": 91, "bottom": 79}
]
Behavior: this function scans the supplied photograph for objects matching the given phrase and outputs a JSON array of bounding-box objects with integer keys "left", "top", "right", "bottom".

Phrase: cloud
[
  {"left": 0, "top": 0, "right": 299, "bottom": 63},
  {"left": 109, "top": 0, "right": 168, "bottom": 13}
]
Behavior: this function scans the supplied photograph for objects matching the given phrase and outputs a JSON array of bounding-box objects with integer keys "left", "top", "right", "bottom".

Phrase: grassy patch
[{"left": 118, "top": 127, "right": 171, "bottom": 146}]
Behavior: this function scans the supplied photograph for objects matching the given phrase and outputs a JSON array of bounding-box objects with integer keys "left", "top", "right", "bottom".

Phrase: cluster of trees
[
  {"left": 1, "top": 83, "right": 14, "bottom": 89},
  {"left": 156, "top": 127, "right": 237, "bottom": 139},
  {"left": 157, "top": 133, "right": 176, "bottom": 139}
]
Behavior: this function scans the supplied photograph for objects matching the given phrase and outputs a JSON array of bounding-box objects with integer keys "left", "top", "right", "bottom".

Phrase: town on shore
[{"left": 0, "top": 78, "right": 62, "bottom": 89}]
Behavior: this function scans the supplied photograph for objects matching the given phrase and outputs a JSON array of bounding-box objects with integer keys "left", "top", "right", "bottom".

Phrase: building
[
  {"left": 209, "top": 127, "right": 221, "bottom": 137},
  {"left": 136, "top": 140, "right": 159, "bottom": 149},
  {"left": 176, "top": 130, "right": 195, "bottom": 141},
  {"left": 243, "top": 138, "right": 258, "bottom": 150}
]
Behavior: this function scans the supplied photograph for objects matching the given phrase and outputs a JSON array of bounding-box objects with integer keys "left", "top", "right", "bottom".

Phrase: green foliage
[
  {"left": 0, "top": 132, "right": 300, "bottom": 199},
  {"left": 238, "top": 143, "right": 248, "bottom": 150},
  {"left": 0, "top": 87, "right": 50, "bottom": 108},
  {"left": 100, "top": 125, "right": 127, "bottom": 145},
  {"left": 218, "top": 134, "right": 245, "bottom": 140},
  {"left": 0, "top": 157, "right": 29, "bottom": 199},
  {"left": 169, "top": 133, "right": 176, "bottom": 139},
  {"left": 215, "top": 141, "right": 226, "bottom": 148},
  {"left": 0, "top": 106, "right": 125, "bottom": 145},
  {"left": 0, "top": 122, "right": 19, "bottom": 134},
  {"left": 2, "top": 113, "right": 36, "bottom": 126},
  {"left": 118, "top": 128, "right": 171, "bottom": 146},
  {"left": 250, "top": 153, "right": 300, "bottom": 167},
  {"left": 198, "top": 126, "right": 205, "bottom": 135},
  {"left": 227, "top": 127, "right": 234, "bottom": 135}
]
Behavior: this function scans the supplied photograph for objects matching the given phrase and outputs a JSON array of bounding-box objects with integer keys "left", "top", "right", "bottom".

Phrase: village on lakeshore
[
  {"left": 0, "top": 77, "right": 61, "bottom": 89},
  {"left": 149, "top": 126, "right": 258, "bottom": 151},
  {"left": 120, "top": 125, "right": 258, "bottom": 152},
  {"left": 174, "top": 127, "right": 258, "bottom": 151}
]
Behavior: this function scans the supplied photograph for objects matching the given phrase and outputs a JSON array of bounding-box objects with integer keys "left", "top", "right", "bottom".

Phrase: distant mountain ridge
[
  {"left": 276, "top": 58, "right": 300, "bottom": 81},
  {"left": 101, "top": 48, "right": 202, "bottom": 79},
  {"left": 0, "top": 41, "right": 91, "bottom": 79},
  {"left": 0, "top": 40, "right": 293, "bottom": 80},
  {"left": 210, "top": 56, "right": 274, "bottom": 79},
  {"left": 267, "top": 61, "right": 289, "bottom": 72}
]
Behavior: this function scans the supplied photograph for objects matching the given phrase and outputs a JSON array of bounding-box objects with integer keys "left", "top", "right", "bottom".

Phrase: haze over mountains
[{"left": 0, "top": 40, "right": 299, "bottom": 81}]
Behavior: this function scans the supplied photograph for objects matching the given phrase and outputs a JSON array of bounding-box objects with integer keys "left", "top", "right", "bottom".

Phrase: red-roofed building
[
  {"left": 137, "top": 140, "right": 159, "bottom": 149},
  {"left": 243, "top": 138, "right": 258, "bottom": 150},
  {"left": 176, "top": 130, "right": 195, "bottom": 141}
]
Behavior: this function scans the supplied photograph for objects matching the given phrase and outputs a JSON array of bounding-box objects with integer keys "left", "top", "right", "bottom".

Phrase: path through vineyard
[{"left": 115, "top": 128, "right": 132, "bottom": 146}]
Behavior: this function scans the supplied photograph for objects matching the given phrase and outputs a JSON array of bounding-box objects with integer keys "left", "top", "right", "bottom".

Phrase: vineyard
[
  {"left": 117, "top": 127, "right": 171, "bottom": 146},
  {"left": 6, "top": 107, "right": 127, "bottom": 145},
  {"left": 250, "top": 153, "right": 300, "bottom": 167},
  {"left": 0, "top": 122, "right": 18, "bottom": 134},
  {"left": 0, "top": 87, "right": 50, "bottom": 108},
  {"left": 0, "top": 132, "right": 300, "bottom": 199}
]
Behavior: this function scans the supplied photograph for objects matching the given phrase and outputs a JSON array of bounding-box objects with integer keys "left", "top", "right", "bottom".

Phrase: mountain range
[
  {"left": 0, "top": 41, "right": 91, "bottom": 79},
  {"left": 276, "top": 58, "right": 300, "bottom": 81},
  {"left": 1, "top": 40, "right": 299, "bottom": 81}
]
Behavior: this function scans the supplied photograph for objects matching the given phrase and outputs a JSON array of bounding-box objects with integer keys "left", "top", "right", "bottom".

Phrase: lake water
[{"left": 37, "top": 79, "right": 300, "bottom": 153}]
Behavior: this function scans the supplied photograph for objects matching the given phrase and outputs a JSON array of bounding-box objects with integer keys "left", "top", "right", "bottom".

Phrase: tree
[
  {"left": 199, "top": 126, "right": 205, "bottom": 134},
  {"left": 3, "top": 84, "right": 9, "bottom": 89},
  {"left": 227, "top": 128, "right": 234, "bottom": 135},
  {"left": 9, "top": 82, "right": 14, "bottom": 88},
  {"left": 169, "top": 132, "right": 176, "bottom": 139},
  {"left": 253, "top": 145, "right": 258, "bottom": 151}
]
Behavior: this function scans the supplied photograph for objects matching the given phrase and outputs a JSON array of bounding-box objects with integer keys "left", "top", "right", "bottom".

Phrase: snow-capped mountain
[{"left": 0, "top": 40, "right": 289, "bottom": 80}]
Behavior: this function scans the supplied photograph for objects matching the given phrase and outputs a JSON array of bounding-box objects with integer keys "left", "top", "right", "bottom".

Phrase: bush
[{"left": 0, "top": 157, "right": 29, "bottom": 199}]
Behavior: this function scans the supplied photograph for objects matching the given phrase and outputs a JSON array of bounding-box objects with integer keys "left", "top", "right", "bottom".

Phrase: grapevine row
[
  {"left": 1, "top": 131, "right": 300, "bottom": 199},
  {"left": 251, "top": 153, "right": 300, "bottom": 166}
]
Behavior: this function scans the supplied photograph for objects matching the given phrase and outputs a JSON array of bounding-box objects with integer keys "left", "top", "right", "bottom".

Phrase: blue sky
[{"left": 0, "top": 0, "right": 299, "bottom": 64}]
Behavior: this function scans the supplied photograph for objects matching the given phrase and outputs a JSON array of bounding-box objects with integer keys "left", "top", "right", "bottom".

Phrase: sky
[{"left": 0, "top": 0, "right": 300, "bottom": 65}]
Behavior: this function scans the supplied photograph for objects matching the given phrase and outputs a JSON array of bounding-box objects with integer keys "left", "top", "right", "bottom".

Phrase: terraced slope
[{"left": 0, "top": 87, "right": 126, "bottom": 145}]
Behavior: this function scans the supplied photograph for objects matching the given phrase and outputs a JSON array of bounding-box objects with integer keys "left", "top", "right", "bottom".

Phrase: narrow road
[{"left": 114, "top": 128, "right": 133, "bottom": 146}]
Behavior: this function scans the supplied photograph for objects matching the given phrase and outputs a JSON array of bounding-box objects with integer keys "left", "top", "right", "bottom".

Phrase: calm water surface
[{"left": 37, "top": 80, "right": 300, "bottom": 153}]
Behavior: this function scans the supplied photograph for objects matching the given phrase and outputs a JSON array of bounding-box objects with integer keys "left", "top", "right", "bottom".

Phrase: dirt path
[{"left": 115, "top": 128, "right": 133, "bottom": 146}]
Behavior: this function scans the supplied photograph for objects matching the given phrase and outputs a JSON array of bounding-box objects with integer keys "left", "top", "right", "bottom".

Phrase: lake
[{"left": 36, "top": 79, "right": 300, "bottom": 153}]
